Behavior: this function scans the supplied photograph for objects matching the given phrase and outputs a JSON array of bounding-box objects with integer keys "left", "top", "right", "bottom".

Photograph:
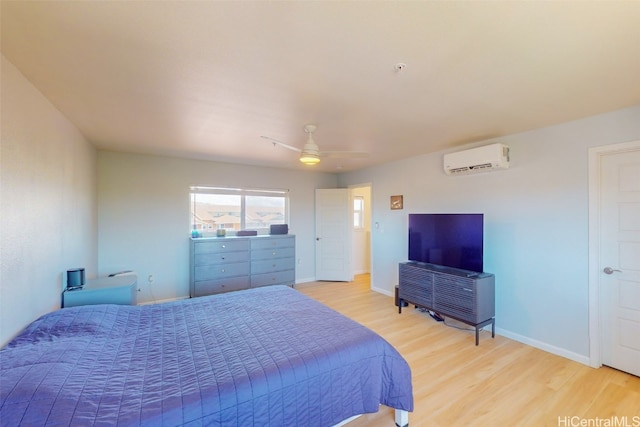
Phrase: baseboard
[
  {"left": 495, "top": 327, "right": 591, "bottom": 366},
  {"left": 371, "top": 285, "right": 393, "bottom": 297},
  {"left": 316, "top": 279, "right": 592, "bottom": 368},
  {"left": 368, "top": 284, "right": 590, "bottom": 366}
]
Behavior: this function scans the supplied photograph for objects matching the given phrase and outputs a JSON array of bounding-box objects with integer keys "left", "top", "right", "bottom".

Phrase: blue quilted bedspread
[{"left": 1, "top": 285, "right": 413, "bottom": 426}]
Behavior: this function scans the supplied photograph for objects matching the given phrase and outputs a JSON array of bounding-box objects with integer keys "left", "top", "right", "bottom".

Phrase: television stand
[{"left": 398, "top": 262, "right": 495, "bottom": 345}]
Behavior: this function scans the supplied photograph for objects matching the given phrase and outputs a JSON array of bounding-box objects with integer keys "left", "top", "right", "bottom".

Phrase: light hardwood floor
[{"left": 296, "top": 275, "right": 640, "bottom": 427}]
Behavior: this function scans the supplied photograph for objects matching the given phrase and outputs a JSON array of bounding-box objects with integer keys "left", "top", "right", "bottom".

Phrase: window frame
[
  {"left": 353, "top": 195, "right": 365, "bottom": 231},
  {"left": 190, "top": 186, "right": 289, "bottom": 236}
]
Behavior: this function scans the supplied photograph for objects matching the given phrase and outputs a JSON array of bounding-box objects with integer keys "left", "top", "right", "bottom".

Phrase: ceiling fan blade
[
  {"left": 319, "top": 151, "right": 370, "bottom": 159},
  {"left": 262, "top": 126, "right": 370, "bottom": 165},
  {"left": 260, "top": 136, "right": 302, "bottom": 153}
]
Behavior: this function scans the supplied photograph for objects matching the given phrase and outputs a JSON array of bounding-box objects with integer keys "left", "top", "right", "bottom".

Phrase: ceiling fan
[{"left": 261, "top": 124, "right": 369, "bottom": 165}]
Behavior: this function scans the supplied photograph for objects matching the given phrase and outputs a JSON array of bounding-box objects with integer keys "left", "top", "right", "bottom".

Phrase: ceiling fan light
[{"left": 299, "top": 152, "right": 320, "bottom": 165}]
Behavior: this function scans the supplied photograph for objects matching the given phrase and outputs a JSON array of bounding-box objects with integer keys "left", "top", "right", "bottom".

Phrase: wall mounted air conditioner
[{"left": 444, "top": 143, "right": 510, "bottom": 175}]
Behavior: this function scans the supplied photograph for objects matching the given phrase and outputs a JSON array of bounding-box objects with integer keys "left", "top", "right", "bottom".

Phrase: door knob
[
  {"left": 603, "top": 267, "right": 622, "bottom": 275},
  {"left": 316, "top": 237, "right": 320, "bottom": 241}
]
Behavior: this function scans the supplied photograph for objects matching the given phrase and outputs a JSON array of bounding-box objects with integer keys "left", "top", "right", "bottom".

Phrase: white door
[
  {"left": 600, "top": 147, "right": 640, "bottom": 377},
  {"left": 315, "top": 189, "right": 353, "bottom": 281}
]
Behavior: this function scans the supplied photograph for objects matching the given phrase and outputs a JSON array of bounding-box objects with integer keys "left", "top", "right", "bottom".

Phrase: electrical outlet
[{"left": 148, "top": 275, "right": 154, "bottom": 284}]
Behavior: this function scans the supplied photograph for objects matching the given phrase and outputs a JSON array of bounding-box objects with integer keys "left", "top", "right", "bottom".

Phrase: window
[
  {"left": 190, "top": 186, "right": 288, "bottom": 235},
  {"left": 353, "top": 196, "right": 364, "bottom": 230}
]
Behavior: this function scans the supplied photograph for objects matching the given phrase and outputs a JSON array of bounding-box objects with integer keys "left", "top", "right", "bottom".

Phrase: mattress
[{"left": 0, "top": 285, "right": 412, "bottom": 426}]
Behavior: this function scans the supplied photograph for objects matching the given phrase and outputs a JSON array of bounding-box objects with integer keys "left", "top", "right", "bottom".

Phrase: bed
[{"left": 0, "top": 285, "right": 413, "bottom": 426}]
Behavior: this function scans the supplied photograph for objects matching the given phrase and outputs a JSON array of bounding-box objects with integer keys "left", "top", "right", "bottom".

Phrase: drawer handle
[
  {"left": 272, "top": 251, "right": 277, "bottom": 256},
  {"left": 221, "top": 256, "right": 225, "bottom": 260},
  {"left": 272, "top": 264, "right": 276, "bottom": 268},
  {"left": 221, "top": 269, "right": 225, "bottom": 273},
  {"left": 222, "top": 244, "right": 226, "bottom": 249}
]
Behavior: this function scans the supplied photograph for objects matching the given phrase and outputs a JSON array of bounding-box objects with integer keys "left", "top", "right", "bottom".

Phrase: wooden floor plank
[{"left": 296, "top": 275, "right": 640, "bottom": 427}]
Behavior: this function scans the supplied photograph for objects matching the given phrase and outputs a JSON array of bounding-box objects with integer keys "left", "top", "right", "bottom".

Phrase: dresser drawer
[
  {"left": 251, "top": 236, "right": 294, "bottom": 250},
  {"left": 194, "top": 262, "right": 250, "bottom": 281},
  {"left": 251, "top": 269, "right": 295, "bottom": 288},
  {"left": 194, "top": 250, "right": 249, "bottom": 266},
  {"left": 251, "top": 258, "right": 295, "bottom": 274},
  {"left": 193, "top": 276, "right": 250, "bottom": 297},
  {"left": 194, "top": 239, "right": 249, "bottom": 254},
  {"left": 433, "top": 275, "right": 475, "bottom": 317},
  {"left": 251, "top": 246, "right": 295, "bottom": 261}
]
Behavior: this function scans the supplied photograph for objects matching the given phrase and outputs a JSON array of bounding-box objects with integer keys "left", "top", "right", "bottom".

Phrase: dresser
[
  {"left": 190, "top": 235, "right": 295, "bottom": 297},
  {"left": 398, "top": 261, "right": 495, "bottom": 345},
  {"left": 62, "top": 275, "right": 138, "bottom": 308}
]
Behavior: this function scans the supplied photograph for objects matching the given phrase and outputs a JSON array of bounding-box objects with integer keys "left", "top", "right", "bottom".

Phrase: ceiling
[{"left": 2, "top": 1, "right": 640, "bottom": 173}]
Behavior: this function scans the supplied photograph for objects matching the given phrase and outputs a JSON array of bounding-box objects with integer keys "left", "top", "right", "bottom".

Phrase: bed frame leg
[{"left": 395, "top": 409, "right": 409, "bottom": 427}]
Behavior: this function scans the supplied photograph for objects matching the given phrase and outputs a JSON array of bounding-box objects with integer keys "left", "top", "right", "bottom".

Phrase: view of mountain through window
[{"left": 190, "top": 187, "right": 288, "bottom": 235}]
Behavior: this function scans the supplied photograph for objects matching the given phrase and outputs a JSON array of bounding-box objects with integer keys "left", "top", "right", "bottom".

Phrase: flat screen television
[{"left": 408, "top": 213, "right": 484, "bottom": 273}]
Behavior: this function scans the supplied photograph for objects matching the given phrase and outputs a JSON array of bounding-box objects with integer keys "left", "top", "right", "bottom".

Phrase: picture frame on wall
[{"left": 390, "top": 195, "right": 403, "bottom": 210}]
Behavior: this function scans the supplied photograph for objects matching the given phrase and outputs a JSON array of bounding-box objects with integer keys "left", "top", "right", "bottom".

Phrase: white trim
[
  {"left": 190, "top": 185, "right": 289, "bottom": 195},
  {"left": 587, "top": 139, "right": 640, "bottom": 368},
  {"left": 496, "top": 327, "right": 591, "bottom": 366},
  {"left": 371, "top": 285, "right": 393, "bottom": 298}
]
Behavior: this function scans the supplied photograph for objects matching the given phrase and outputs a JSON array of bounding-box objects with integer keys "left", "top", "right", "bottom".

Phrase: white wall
[
  {"left": 0, "top": 55, "right": 98, "bottom": 346},
  {"left": 338, "top": 105, "right": 640, "bottom": 363},
  {"left": 97, "top": 151, "right": 337, "bottom": 302}
]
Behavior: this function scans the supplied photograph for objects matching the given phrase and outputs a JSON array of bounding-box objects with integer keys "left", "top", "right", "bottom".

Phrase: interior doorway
[{"left": 350, "top": 184, "right": 372, "bottom": 283}]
